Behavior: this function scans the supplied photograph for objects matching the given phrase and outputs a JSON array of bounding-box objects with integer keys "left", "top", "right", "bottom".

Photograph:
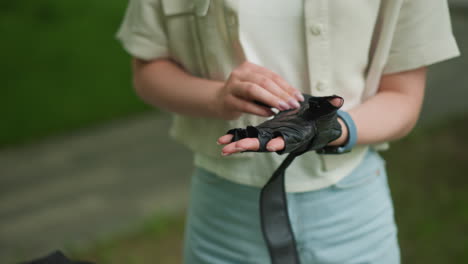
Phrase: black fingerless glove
[
  {"left": 227, "top": 94, "right": 343, "bottom": 155},
  {"left": 225, "top": 94, "right": 344, "bottom": 264}
]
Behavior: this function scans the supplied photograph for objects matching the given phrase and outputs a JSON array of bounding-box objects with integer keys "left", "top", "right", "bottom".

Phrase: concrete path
[
  {"left": 0, "top": 113, "right": 193, "bottom": 263},
  {"left": 1, "top": 6, "right": 467, "bottom": 264}
]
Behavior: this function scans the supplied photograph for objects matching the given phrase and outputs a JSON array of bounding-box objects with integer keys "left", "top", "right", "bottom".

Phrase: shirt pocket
[{"left": 161, "top": 0, "right": 211, "bottom": 77}]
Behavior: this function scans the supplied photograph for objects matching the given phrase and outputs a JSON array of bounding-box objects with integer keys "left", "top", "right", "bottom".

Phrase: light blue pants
[{"left": 183, "top": 150, "right": 401, "bottom": 264}]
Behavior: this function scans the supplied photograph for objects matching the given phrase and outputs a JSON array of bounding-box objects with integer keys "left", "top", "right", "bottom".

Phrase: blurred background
[{"left": 1, "top": 0, "right": 467, "bottom": 263}]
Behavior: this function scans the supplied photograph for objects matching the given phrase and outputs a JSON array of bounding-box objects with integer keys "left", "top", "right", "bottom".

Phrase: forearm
[
  {"left": 132, "top": 58, "right": 224, "bottom": 118},
  {"left": 349, "top": 90, "right": 423, "bottom": 145},
  {"left": 331, "top": 67, "right": 427, "bottom": 146},
  {"left": 132, "top": 58, "right": 303, "bottom": 120}
]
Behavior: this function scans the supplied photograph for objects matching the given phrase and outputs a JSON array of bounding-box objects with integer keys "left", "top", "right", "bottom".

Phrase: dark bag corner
[{"left": 18, "top": 250, "right": 95, "bottom": 264}]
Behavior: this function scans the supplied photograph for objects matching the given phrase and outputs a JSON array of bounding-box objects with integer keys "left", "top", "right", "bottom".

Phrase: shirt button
[
  {"left": 316, "top": 81, "right": 328, "bottom": 91},
  {"left": 309, "top": 23, "right": 323, "bottom": 36}
]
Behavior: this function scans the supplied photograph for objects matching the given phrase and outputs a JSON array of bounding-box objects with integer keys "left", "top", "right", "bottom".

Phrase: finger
[
  {"left": 227, "top": 95, "right": 275, "bottom": 117},
  {"left": 244, "top": 73, "right": 299, "bottom": 109},
  {"left": 234, "top": 82, "right": 292, "bottom": 111},
  {"left": 222, "top": 138, "right": 260, "bottom": 155},
  {"left": 249, "top": 63, "right": 304, "bottom": 102},
  {"left": 266, "top": 137, "right": 285, "bottom": 152},
  {"left": 328, "top": 97, "right": 344, "bottom": 108},
  {"left": 217, "top": 134, "right": 233, "bottom": 145}
]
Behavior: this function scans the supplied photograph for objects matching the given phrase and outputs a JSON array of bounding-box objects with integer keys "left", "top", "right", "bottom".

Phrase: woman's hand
[
  {"left": 217, "top": 97, "right": 346, "bottom": 156},
  {"left": 132, "top": 59, "right": 304, "bottom": 120},
  {"left": 214, "top": 61, "right": 305, "bottom": 120}
]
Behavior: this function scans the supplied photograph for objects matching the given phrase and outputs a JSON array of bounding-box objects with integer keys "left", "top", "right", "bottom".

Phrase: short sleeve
[
  {"left": 383, "top": 0, "right": 460, "bottom": 74},
  {"left": 116, "top": 0, "right": 169, "bottom": 61}
]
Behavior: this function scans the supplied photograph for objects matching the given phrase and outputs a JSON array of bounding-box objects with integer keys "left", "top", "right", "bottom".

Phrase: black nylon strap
[{"left": 260, "top": 153, "right": 301, "bottom": 264}]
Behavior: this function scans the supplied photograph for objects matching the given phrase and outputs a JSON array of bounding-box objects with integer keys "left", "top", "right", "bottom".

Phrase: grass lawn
[
  {"left": 70, "top": 115, "right": 468, "bottom": 264},
  {"left": 383, "top": 115, "right": 468, "bottom": 263},
  {"left": 70, "top": 214, "right": 186, "bottom": 264},
  {"left": 1, "top": 0, "right": 149, "bottom": 148}
]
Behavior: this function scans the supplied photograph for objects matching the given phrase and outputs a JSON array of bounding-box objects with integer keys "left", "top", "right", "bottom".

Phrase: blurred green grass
[
  {"left": 383, "top": 115, "right": 468, "bottom": 263},
  {"left": 70, "top": 115, "right": 468, "bottom": 264},
  {"left": 1, "top": 0, "right": 150, "bottom": 147},
  {"left": 70, "top": 213, "right": 186, "bottom": 264}
]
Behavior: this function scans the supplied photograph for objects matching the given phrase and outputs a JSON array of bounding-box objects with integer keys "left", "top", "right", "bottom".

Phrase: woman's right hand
[{"left": 214, "top": 61, "right": 305, "bottom": 120}]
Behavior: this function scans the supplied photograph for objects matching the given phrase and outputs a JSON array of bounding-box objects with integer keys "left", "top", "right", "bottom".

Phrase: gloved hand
[{"left": 227, "top": 94, "right": 343, "bottom": 156}]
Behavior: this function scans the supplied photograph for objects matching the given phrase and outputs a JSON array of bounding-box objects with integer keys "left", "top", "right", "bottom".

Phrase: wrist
[
  {"left": 328, "top": 117, "right": 348, "bottom": 147},
  {"left": 210, "top": 81, "right": 227, "bottom": 119},
  {"left": 318, "top": 110, "right": 357, "bottom": 154}
]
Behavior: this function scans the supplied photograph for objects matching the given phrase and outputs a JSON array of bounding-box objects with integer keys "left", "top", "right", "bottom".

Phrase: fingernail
[
  {"left": 328, "top": 97, "right": 344, "bottom": 108},
  {"left": 267, "top": 146, "right": 276, "bottom": 152},
  {"left": 216, "top": 141, "right": 221, "bottom": 145},
  {"left": 278, "top": 101, "right": 290, "bottom": 111},
  {"left": 288, "top": 98, "right": 301, "bottom": 109},
  {"left": 295, "top": 92, "right": 305, "bottom": 102}
]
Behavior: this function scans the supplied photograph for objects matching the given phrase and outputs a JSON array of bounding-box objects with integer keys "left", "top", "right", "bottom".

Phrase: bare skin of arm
[
  {"left": 132, "top": 58, "right": 304, "bottom": 121},
  {"left": 218, "top": 67, "right": 427, "bottom": 155}
]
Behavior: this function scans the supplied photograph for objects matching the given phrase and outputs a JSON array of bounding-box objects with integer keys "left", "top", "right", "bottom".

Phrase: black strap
[{"left": 260, "top": 153, "right": 301, "bottom": 264}]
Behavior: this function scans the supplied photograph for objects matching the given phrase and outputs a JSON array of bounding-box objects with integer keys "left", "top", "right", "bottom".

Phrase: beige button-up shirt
[{"left": 117, "top": 0, "right": 460, "bottom": 192}]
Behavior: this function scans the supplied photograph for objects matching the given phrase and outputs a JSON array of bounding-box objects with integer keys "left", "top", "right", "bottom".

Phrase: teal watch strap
[{"left": 317, "top": 110, "right": 357, "bottom": 154}]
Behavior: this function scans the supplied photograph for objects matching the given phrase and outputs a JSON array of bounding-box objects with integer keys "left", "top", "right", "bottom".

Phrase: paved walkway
[
  {"left": 0, "top": 113, "right": 194, "bottom": 263},
  {"left": 1, "top": 6, "right": 467, "bottom": 264}
]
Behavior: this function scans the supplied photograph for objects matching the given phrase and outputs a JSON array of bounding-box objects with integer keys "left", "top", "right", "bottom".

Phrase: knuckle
[
  {"left": 244, "top": 83, "right": 256, "bottom": 95},
  {"left": 230, "top": 69, "right": 241, "bottom": 79},
  {"left": 270, "top": 74, "right": 282, "bottom": 83},
  {"left": 274, "top": 78, "right": 289, "bottom": 93},
  {"left": 258, "top": 77, "right": 270, "bottom": 88},
  {"left": 270, "top": 75, "right": 289, "bottom": 92},
  {"left": 235, "top": 141, "right": 245, "bottom": 148},
  {"left": 228, "top": 82, "right": 241, "bottom": 95},
  {"left": 286, "top": 84, "right": 296, "bottom": 92}
]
